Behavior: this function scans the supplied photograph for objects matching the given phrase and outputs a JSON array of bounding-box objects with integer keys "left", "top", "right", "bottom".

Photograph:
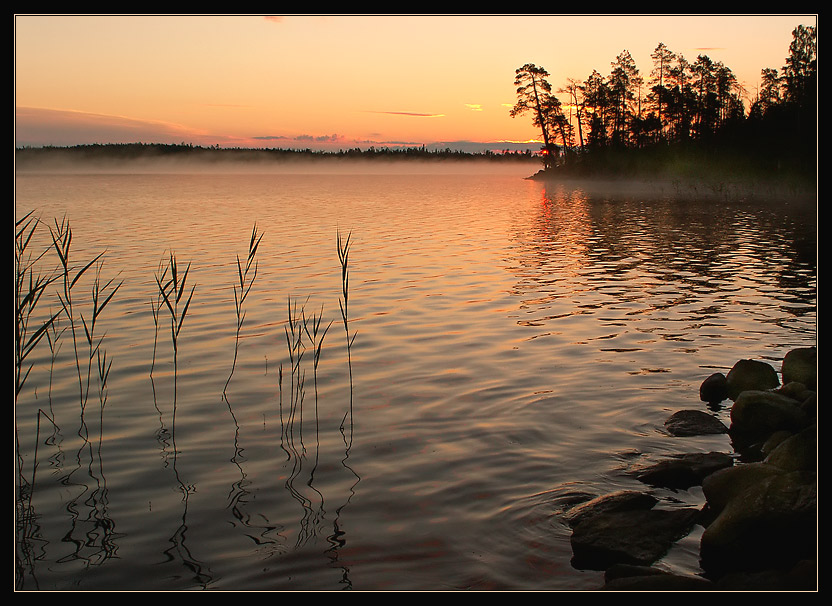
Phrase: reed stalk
[
  {"left": 337, "top": 229, "right": 356, "bottom": 441},
  {"left": 15, "top": 212, "right": 61, "bottom": 400},
  {"left": 155, "top": 252, "right": 196, "bottom": 422},
  {"left": 224, "top": 224, "right": 264, "bottom": 395}
]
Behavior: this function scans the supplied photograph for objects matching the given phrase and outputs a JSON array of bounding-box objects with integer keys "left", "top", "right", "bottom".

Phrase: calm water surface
[{"left": 15, "top": 163, "right": 817, "bottom": 591}]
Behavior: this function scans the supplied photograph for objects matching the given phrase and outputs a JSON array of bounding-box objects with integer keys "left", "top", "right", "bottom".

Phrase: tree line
[
  {"left": 15, "top": 142, "right": 539, "bottom": 166},
  {"left": 511, "top": 24, "right": 817, "bottom": 180}
]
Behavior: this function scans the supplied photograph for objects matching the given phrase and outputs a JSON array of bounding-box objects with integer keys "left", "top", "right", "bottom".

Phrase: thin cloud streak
[{"left": 365, "top": 111, "right": 445, "bottom": 118}]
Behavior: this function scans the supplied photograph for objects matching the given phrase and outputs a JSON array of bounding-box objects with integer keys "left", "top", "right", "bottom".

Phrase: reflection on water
[{"left": 15, "top": 168, "right": 815, "bottom": 590}]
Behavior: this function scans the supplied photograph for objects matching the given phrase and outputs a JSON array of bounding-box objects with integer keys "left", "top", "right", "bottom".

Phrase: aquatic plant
[
  {"left": 337, "top": 229, "right": 357, "bottom": 440},
  {"left": 15, "top": 211, "right": 60, "bottom": 400},
  {"left": 224, "top": 223, "right": 264, "bottom": 395},
  {"left": 154, "top": 252, "right": 196, "bottom": 427}
]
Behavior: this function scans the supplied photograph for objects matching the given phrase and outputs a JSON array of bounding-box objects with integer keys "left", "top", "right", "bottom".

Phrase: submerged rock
[
  {"left": 634, "top": 452, "right": 734, "bottom": 489},
  {"left": 601, "top": 564, "right": 715, "bottom": 590},
  {"left": 570, "top": 506, "right": 699, "bottom": 571},
  {"left": 562, "top": 490, "right": 657, "bottom": 528},
  {"left": 664, "top": 409, "right": 729, "bottom": 436}
]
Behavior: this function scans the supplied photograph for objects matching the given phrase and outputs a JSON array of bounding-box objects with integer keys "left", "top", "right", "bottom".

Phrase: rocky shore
[{"left": 558, "top": 346, "right": 817, "bottom": 591}]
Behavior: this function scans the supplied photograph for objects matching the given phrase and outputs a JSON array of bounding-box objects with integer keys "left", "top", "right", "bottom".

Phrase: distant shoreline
[{"left": 14, "top": 142, "right": 540, "bottom": 169}]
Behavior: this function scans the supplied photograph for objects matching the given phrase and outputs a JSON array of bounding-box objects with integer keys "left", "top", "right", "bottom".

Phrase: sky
[{"left": 14, "top": 14, "right": 817, "bottom": 153}]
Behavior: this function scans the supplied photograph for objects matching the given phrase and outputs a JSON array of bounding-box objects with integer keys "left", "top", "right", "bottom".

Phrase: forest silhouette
[
  {"left": 510, "top": 25, "right": 816, "bottom": 185},
  {"left": 16, "top": 25, "right": 815, "bottom": 188}
]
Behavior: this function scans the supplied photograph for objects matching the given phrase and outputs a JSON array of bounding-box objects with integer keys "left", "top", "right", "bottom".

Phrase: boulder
[
  {"left": 562, "top": 490, "right": 657, "bottom": 528},
  {"left": 725, "top": 359, "right": 780, "bottom": 400},
  {"left": 730, "top": 390, "right": 810, "bottom": 440},
  {"left": 601, "top": 564, "right": 715, "bottom": 590},
  {"left": 764, "top": 425, "right": 816, "bottom": 472},
  {"left": 570, "top": 506, "right": 699, "bottom": 570},
  {"left": 664, "top": 409, "right": 728, "bottom": 436},
  {"left": 781, "top": 347, "right": 816, "bottom": 389},
  {"left": 699, "top": 372, "right": 729, "bottom": 403},
  {"left": 634, "top": 452, "right": 734, "bottom": 489},
  {"left": 701, "top": 462, "right": 784, "bottom": 514},
  {"left": 699, "top": 468, "right": 816, "bottom": 575}
]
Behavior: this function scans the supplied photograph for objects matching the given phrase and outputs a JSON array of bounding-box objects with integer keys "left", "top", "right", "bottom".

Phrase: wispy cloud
[
  {"left": 15, "top": 107, "right": 204, "bottom": 147},
  {"left": 253, "top": 133, "right": 346, "bottom": 143},
  {"left": 465, "top": 104, "right": 483, "bottom": 112},
  {"left": 365, "top": 110, "right": 445, "bottom": 118}
]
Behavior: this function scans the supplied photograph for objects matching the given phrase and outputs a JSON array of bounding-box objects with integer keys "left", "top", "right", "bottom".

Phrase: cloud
[
  {"left": 465, "top": 104, "right": 483, "bottom": 111},
  {"left": 365, "top": 111, "right": 445, "bottom": 118},
  {"left": 15, "top": 107, "right": 205, "bottom": 147}
]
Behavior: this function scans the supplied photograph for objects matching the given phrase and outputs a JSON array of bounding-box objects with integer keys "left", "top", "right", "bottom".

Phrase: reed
[
  {"left": 49, "top": 216, "right": 106, "bottom": 410},
  {"left": 224, "top": 223, "right": 264, "bottom": 395},
  {"left": 155, "top": 252, "right": 196, "bottom": 418},
  {"left": 337, "top": 229, "right": 357, "bottom": 440},
  {"left": 15, "top": 212, "right": 61, "bottom": 400}
]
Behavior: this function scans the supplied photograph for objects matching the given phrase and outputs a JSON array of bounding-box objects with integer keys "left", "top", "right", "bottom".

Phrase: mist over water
[{"left": 15, "top": 163, "right": 816, "bottom": 590}]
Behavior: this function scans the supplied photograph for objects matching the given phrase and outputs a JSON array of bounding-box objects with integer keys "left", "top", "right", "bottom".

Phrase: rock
[
  {"left": 570, "top": 507, "right": 699, "bottom": 570},
  {"left": 730, "top": 390, "right": 810, "bottom": 440},
  {"left": 634, "top": 452, "right": 734, "bottom": 489},
  {"left": 699, "top": 372, "right": 728, "bottom": 403},
  {"left": 714, "top": 560, "right": 817, "bottom": 590},
  {"left": 798, "top": 390, "right": 817, "bottom": 418},
  {"left": 764, "top": 425, "right": 816, "bottom": 471},
  {"left": 701, "top": 462, "right": 784, "bottom": 514},
  {"left": 664, "top": 409, "right": 729, "bottom": 436},
  {"left": 760, "top": 430, "right": 793, "bottom": 457},
  {"left": 562, "top": 490, "right": 657, "bottom": 528},
  {"left": 781, "top": 347, "right": 816, "bottom": 389},
  {"left": 699, "top": 469, "right": 816, "bottom": 575},
  {"left": 601, "top": 564, "right": 715, "bottom": 590},
  {"left": 775, "top": 381, "right": 813, "bottom": 402},
  {"left": 725, "top": 359, "right": 780, "bottom": 400}
]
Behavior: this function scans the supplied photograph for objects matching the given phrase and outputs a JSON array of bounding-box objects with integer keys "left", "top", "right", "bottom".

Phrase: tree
[
  {"left": 582, "top": 69, "right": 610, "bottom": 149},
  {"left": 510, "top": 63, "right": 565, "bottom": 168},
  {"left": 648, "top": 42, "right": 676, "bottom": 139},
  {"left": 608, "top": 50, "right": 640, "bottom": 146},
  {"left": 782, "top": 24, "right": 817, "bottom": 106},
  {"left": 560, "top": 78, "right": 586, "bottom": 151}
]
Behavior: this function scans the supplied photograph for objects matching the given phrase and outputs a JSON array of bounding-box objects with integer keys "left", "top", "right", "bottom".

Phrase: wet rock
[
  {"left": 726, "top": 359, "right": 780, "bottom": 400},
  {"left": 764, "top": 425, "right": 816, "bottom": 472},
  {"left": 699, "top": 468, "right": 816, "bottom": 575},
  {"left": 601, "top": 564, "right": 715, "bottom": 590},
  {"left": 701, "top": 462, "right": 784, "bottom": 514},
  {"left": 781, "top": 347, "right": 816, "bottom": 389},
  {"left": 664, "top": 409, "right": 728, "bottom": 436},
  {"left": 713, "top": 559, "right": 817, "bottom": 591},
  {"left": 699, "top": 372, "right": 728, "bottom": 404},
  {"left": 570, "top": 506, "right": 699, "bottom": 571},
  {"left": 634, "top": 452, "right": 734, "bottom": 489},
  {"left": 775, "top": 381, "right": 813, "bottom": 403},
  {"left": 562, "top": 490, "right": 657, "bottom": 528},
  {"left": 730, "top": 390, "right": 810, "bottom": 441},
  {"left": 760, "top": 430, "right": 793, "bottom": 457}
]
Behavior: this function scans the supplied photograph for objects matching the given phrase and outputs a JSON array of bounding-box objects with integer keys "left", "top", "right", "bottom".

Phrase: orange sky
[{"left": 14, "top": 14, "right": 816, "bottom": 152}]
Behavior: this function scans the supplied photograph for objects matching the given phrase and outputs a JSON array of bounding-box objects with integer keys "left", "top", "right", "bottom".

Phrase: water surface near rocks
[{"left": 15, "top": 163, "right": 816, "bottom": 590}]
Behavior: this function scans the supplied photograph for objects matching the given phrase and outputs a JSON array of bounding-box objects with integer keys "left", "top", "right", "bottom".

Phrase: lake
[{"left": 14, "top": 162, "right": 817, "bottom": 591}]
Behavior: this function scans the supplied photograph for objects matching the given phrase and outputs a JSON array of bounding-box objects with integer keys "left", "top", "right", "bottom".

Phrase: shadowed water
[{"left": 15, "top": 164, "right": 816, "bottom": 591}]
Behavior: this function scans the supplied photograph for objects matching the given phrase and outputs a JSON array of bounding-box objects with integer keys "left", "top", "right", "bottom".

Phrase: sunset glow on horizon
[{"left": 14, "top": 14, "right": 816, "bottom": 152}]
